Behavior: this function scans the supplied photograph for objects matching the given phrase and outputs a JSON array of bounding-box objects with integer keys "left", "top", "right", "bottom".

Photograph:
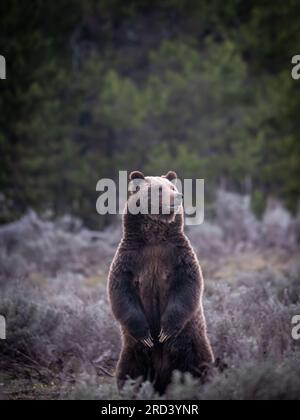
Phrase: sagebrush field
[{"left": 0, "top": 190, "right": 299, "bottom": 400}]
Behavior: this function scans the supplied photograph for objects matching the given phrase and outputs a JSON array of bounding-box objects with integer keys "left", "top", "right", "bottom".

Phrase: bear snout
[{"left": 171, "top": 192, "right": 183, "bottom": 208}]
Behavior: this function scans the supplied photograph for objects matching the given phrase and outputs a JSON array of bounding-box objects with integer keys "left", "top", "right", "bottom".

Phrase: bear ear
[
  {"left": 129, "top": 171, "right": 145, "bottom": 181},
  {"left": 163, "top": 171, "right": 177, "bottom": 182}
]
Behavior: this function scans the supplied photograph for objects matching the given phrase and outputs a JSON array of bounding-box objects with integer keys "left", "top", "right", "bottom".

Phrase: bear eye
[{"left": 129, "top": 185, "right": 140, "bottom": 194}]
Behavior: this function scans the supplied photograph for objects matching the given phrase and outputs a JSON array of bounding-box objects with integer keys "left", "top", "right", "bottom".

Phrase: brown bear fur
[{"left": 108, "top": 172, "right": 214, "bottom": 394}]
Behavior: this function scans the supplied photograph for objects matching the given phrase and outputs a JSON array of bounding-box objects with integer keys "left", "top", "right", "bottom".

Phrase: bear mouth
[
  {"left": 163, "top": 204, "right": 181, "bottom": 214},
  {"left": 169, "top": 204, "right": 177, "bottom": 211}
]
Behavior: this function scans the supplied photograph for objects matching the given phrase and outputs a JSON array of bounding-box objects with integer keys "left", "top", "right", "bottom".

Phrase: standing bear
[{"left": 108, "top": 171, "right": 214, "bottom": 394}]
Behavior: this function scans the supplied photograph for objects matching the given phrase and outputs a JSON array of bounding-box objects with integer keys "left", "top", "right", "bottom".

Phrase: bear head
[{"left": 127, "top": 171, "right": 183, "bottom": 223}]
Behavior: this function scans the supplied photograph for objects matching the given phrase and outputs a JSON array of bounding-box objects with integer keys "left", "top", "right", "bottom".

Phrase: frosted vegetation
[{"left": 0, "top": 191, "right": 299, "bottom": 399}]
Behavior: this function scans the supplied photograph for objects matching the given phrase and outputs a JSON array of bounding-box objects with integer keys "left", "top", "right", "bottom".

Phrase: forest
[{"left": 0, "top": 0, "right": 300, "bottom": 227}]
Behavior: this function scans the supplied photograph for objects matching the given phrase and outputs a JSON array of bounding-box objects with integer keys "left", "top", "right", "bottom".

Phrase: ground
[{"left": 0, "top": 193, "right": 300, "bottom": 400}]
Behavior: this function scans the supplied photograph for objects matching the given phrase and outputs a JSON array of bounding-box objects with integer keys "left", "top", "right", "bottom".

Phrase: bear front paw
[
  {"left": 141, "top": 332, "right": 154, "bottom": 348},
  {"left": 158, "top": 327, "right": 176, "bottom": 343}
]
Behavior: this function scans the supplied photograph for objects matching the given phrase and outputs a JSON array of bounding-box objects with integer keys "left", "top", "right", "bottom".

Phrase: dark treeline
[{"left": 0, "top": 0, "right": 300, "bottom": 227}]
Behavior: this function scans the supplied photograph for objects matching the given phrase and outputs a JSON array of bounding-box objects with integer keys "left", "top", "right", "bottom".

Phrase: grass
[{"left": 0, "top": 193, "right": 299, "bottom": 400}]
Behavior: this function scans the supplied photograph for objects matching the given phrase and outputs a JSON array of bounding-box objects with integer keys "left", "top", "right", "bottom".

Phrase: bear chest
[{"left": 134, "top": 245, "right": 172, "bottom": 311}]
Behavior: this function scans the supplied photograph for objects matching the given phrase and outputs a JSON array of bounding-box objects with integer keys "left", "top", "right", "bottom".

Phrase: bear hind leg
[{"left": 116, "top": 345, "right": 150, "bottom": 391}]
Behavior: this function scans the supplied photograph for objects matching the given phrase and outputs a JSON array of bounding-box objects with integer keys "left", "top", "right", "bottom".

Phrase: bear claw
[
  {"left": 142, "top": 335, "right": 154, "bottom": 348},
  {"left": 158, "top": 329, "right": 170, "bottom": 343}
]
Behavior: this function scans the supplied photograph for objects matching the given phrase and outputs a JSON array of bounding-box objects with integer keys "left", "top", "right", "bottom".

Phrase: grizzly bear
[{"left": 108, "top": 171, "right": 214, "bottom": 394}]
